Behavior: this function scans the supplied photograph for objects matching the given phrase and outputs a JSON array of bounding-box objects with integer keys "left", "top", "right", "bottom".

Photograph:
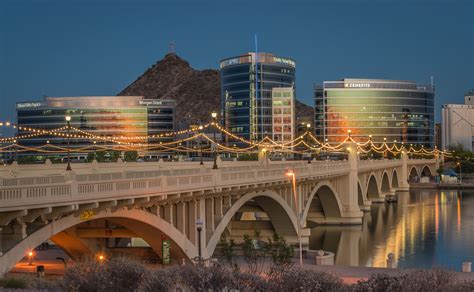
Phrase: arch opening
[
  {"left": 0, "top": 209, "right": 196, "bottom": 277},
  {"left": 207, "top": 191, "right": 298, "bottom": 257},
  {"left": 392, "top": 170, "right": 399, "bottom": 188},
  {"left": 421, "top": 165, "right": 432, "bottom": 177},
  {"left": 381, "top": 172, "right": 391, "bottom": 193},
  {"left": 409, "top": 167, "right": 419, "bottom": 182},
  {"left": 367, "top": 175, "right": 380, "bottom": 199}
]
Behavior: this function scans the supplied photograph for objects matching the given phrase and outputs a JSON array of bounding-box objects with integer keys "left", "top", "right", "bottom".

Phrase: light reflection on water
[{"left": 309, "top": 190, "right": 474, "bottom": 270}]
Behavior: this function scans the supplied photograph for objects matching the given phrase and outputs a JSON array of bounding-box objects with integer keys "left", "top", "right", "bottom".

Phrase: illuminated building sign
[
  {"left": 138, "top": 100, "right": 168, "bottom": 106},
  {"left": 16, "top": 102, "right": 43, "bottom": 109},
  {"left": 344, "top": 83, "right": 371, "bottom": 88},
  {"left": 272, "top": 57, "right": 296, "bottom": 67}
]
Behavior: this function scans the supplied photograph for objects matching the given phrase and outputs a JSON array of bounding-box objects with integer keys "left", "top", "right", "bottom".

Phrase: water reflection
[{"left": 309, "top": 190, "right": 474, "bottom": 270}]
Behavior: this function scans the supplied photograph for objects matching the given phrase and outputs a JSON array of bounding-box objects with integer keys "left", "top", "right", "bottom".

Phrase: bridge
[{"left": 0, "top": 144, "right": 437, "bottom": 276}]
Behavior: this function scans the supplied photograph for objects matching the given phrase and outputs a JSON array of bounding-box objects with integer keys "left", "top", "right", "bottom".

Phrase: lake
[{"left": 309, "top": 189, "right": 474, "bottom": 270}]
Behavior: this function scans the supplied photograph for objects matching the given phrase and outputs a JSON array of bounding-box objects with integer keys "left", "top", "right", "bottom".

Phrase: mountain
[{"left": 119, "top": 53, "right": 314, "bottom": 125}]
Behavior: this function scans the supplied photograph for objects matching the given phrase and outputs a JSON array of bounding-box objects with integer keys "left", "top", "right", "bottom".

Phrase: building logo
[
  {"left": 344, "top": 83, "right": 371, "bottom": 88},
  {"left": 16, "top": 102, "right": 43, "bottom": 109}
]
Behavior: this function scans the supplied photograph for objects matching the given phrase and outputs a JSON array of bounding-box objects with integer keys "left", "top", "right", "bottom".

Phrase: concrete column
[
  {"left": 11, "top": 223, "right": 27, "bottom": 242},
  {"left": 0, "top": 227, "right": 3, "bottom": 256},
  {"left": 214, "top": 197, "right": 223, "bottom": 226},
  {"left": 163, "top": 204, "right": 173, "bottom": 226},
  {"left": 187, "top": 201, "right": 197, "bottom": 244},
  {"left": 345, "top": 142, "right": 361, "bottom": 213},
  {"left": 399, "top": 150, "right": 410, "bottom": 190},
  {"left": 205, "top": 198, "right": 214, "bottom": 241},
  {"left": 222, "top": 196, "right": 231, "bottom": 213},
  {"left": 176, "top": 202, "right": 186, "bottom": 235},
  {"left": 198, "top": 198, "right": 207, "bottom": 253}
]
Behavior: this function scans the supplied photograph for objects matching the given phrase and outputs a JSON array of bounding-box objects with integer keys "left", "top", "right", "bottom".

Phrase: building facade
[
  {"left": 314, "top": 79, "right": 435, "bottom": 147},
  {"left": 442, "top": 90, "right": 474, "bottom": 151},
  {"left": 271, "top": 87, "right": 295, "bottom": 144},
  {"left": 220, "top": 52, "right": 296, "bottom": 141},
  {"left": 16, "top": 96, "right": 175, "bottom": 158}
]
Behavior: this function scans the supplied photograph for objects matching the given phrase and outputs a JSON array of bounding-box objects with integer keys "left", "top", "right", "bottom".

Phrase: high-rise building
[
  {"left": 16, "top": 96, "right": 175, "bottom": 158},
  {"left": 314, "top": 79, "right": 435, "bottom": 147},
  {"left": 220, "top": 52, "right": 296, "bottom": 141},
  {"left": 442, "top": 90, "right": 474, "bottom": 151},
  {"left": 435, "top": 123, "right": 442, "bottom": 150},
  {"left": 271, "top": 87, "right": 295, "bottom": 144}
]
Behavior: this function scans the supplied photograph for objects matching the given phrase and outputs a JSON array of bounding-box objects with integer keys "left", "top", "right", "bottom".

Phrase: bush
[
  {"left": 61, "top": 257, "right": 146, "bottom": 292},
  {"left": 353, "top": 269, "right": 462, "bottom": 292},
  {"left": 0, "top": 277, "right": 28, "bottom": 289},
  {"left": 268, "top": 266, "right": 346, "bottom": 292}
]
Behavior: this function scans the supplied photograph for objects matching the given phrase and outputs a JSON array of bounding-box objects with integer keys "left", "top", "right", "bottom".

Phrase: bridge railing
[{"left": 0, "top": 160, "right": 353, "bottom": 211}]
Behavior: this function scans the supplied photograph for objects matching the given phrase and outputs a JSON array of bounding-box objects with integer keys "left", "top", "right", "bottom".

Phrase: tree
[
  {"left": 124, "top": 151, "right": 139, "bottom": 162},
  {"left": 266, "top": 233, "right": 294, "bottom": 267},
  {"left": 218, "top": 234, "right": 236, "bottom": 268},
  {"left": 242, "top": 230, "right": 267, "bottom": 274}
]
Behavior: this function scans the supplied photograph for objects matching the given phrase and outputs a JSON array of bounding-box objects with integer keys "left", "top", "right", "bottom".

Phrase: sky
[{"left": 0, "top": 0, "right": 473, "bottom": 128}]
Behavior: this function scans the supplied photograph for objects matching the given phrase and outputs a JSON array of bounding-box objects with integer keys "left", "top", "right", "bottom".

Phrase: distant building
[
  {"left": 16, "top": 96, "right": 175, "bottom": 159},
  {"left": 442, "top": 90, "right": 474, "bottom": 151},
  {"left": 271, "top": 87, "right": 295, "bottom": 144},
  {"left": 220, "top": 52, "right": 296, "bottom": 142},
  {"left": 314, "top": 78, "right": 435, "bottom": 147}
]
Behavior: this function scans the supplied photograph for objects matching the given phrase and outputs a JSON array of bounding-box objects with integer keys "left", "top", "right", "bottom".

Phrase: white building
[
  {"left": 442, "top": 90, "right": 474, "bottom": 151},
  {"left": 271, "top": 87, "right": 295, "bottom": 144}
]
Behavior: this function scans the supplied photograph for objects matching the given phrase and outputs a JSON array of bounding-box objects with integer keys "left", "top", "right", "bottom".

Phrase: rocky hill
[{"left": 119, "top": 53, "right": 313, "bottom": 125}]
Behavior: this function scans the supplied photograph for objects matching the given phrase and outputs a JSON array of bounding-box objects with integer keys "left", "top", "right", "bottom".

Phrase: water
[{"left": 309, "top": 189, "right": 474, "bottom": 270}]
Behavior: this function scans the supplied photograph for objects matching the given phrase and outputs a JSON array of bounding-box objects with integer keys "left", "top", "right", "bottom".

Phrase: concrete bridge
[{"left": 0, "top": 144, "right": 437, "bottom": 276}]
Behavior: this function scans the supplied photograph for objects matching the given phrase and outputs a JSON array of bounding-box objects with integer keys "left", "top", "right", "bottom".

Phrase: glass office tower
[
  {"left": 16, "top": 96, "right": 175, "bottom": 158},
  {"left": 220, "top": 52, "right": 296, "bottom": 141},
  {"left": 314, "top": 79, "right": 435, "bottom": 147}
]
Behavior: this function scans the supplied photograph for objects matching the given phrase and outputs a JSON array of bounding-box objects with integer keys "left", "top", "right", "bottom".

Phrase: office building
[
  {"left": 271, "top": 87, "right": 295, "bottom": 143},
  {"left": 435, "top": 123, "right": 442, "bottom": 150},
  {"left": 314, "top": 79, "right": 435, "bottom": 147},
  {"left": 220, "top": 52, "right": 296, "bottom": 141},
  {"left": 16, "top": 96, "right": 175, "bottom": 158},
  {"left": 442, "top": 90, "right": 474, "bottom": 151}
]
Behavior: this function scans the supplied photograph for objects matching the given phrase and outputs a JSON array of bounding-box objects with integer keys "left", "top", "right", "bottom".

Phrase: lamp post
[
  {"left": 306, "top": 123, "right": 311, "bottom": 164},
  {"left": 196, "top": 218, "right": 203, "bottom": 261},
  {"left": 93, "top": 141, "right": 97, "bottom": 160},
  {"left": 457, "top": 162, "right": 462, "bottom": 184},
  {"left": 286, "top": 170, "right": 303, "bottom": 266},
  {"left": 198, "top": 125, "right": 204, "bottom": 165},
  {"left": 211, "top": 112, "right": 218, "bottom": 169},
  {"left": 28, "top": 251, "right": 34, "bottom": 266},
  {"left": 65, "top": 115, "right": 72, "bottom": 171}
]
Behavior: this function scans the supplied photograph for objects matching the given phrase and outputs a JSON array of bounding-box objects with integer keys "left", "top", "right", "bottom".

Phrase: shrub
[
  {"left": 353, "top": 269, "right": 462, "bottom": 292},
  {"left": 61, "top": 257, "right": 146, "bottom": 292},
  {"left": 142, "top": 268, "right": 178, "bottom": 292},
  {"left": 266, "top": 233, "right": 294, "bottom": 267},
  {"left": 0, "top": 277, "right": 28, "bottom": 289},
  {"left": 267, "top": 266, "right": 346, "bottom": 292}
]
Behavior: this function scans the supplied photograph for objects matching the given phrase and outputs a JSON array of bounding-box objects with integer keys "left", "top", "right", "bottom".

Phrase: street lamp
[
  {"left": 211, "top": 112, "right": 218, "bottom": 169},
  {"left": 348, "top": 129, "right": 352, "bottom": 138},
  {"left": 286, "top": 170, "right": 303, "bottom": 266},
  {"left": 28, "top": 251, "right": 34, "bottom": 266},
  {"left": 306, "top": 123, "right": 311, "bottom": 164},
  {"left": 198, "top": 125, "right": 204, "bottom": 165},
  {"left": 457, "top": 162, "right": 462, "bottom": 184},
  {"left": 196, "top": 218, "right": 203, "bottom": 261},
  {"left": 65, "top": 115, "right": 72, "bottom": 171}
]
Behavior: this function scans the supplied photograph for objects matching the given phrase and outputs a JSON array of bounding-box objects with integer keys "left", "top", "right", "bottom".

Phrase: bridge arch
[
  {"left": 302, "top": 181, "right": 343, "bottom": 223},
  {"left": 409, "top": 166, "right": 419, "bottom": 181},
  {"left": 421, "top": 165, "right": 433, "bottom": 177},
  {"left": 207, "top": 190, "right": 298, "bottom": 257},
  {"left": 366, "top": 173, "right": 381, "bottom": 199},
  {"left": 0, "top": 208, "right": 197, "bottom": 277},
  {"left": 392, "top": 169, "right": 400, "bottom": 189},
  {"left": 381, "top": 171, "right": 391, "bottom": 193}
]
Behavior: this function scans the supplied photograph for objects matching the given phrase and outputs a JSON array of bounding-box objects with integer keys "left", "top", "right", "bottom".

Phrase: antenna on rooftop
[
  {"left": 430, "top": 75, "right": 434, "bottom": 87},
  {"left": 169, "top": 41, "right": 175, "bottom": 54}
]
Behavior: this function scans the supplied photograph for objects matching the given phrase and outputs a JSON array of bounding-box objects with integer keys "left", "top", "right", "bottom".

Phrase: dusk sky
[{"left": 1, "top": 0, "right": 473, "bottom": 126}]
